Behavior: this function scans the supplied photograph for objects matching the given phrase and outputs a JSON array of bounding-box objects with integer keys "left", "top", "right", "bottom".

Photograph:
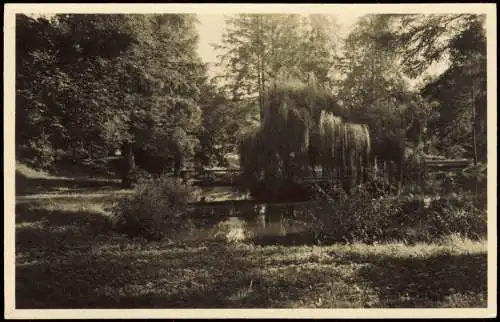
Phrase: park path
[{"left": 15, "top": 176, "right": 249, "bottom": 205}]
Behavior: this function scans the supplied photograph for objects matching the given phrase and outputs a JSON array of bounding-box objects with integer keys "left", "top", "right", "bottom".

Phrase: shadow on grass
[
  {"left": 15, "top": 204, "right": 114, "bottom": 255},
  {"left": 16, "top": 204, "right": 112, "bottom": 228},
  {"left": 15, "top": 234, "right": 488, "bottom": 309},
  {"left": 16, "top": 171, "right": 122, "bottom": 196},
  {"left": 16, "top": 239, "right": 320, "bottom": 308},
  {"left": 251, "top": 231, "right": 320, "bottom": 247},
  {"left": 16, "top": 241, "right": 252, "bottom": 308},
  {"left": 16, "top": 234, "right": 488, "bottom": 309},
  {"left": 14, "top": 201, "right": 487, "bottom": 308},
  {"left": 327, "top": 250, "right": 487, "bottom": 308}
]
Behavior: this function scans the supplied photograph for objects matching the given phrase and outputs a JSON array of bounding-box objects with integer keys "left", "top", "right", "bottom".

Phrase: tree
[
  {"left": 16, "top": 14, "right": 208, "bottom": 183},
  {"left": 396, "top": 14, "right": 487, "bottom": 162},
  {"left": 94, "top": 14, "right": 206, "bottom": 181},
  {"left": 336, "top": 14, "right": 441, "bottom": 191},
  {"left": 239, "top": 78, "right": 371, "bottom": 201},
  {"left": 215, "top": 14, "right": 341, "bottom": 124},
  {"left": 195, "top": 77, "right": 259, "bottom": 168},
  {"left": 300, "top": 14, "right": 342, "bottom": 89},
  {"left": 339, "top": 15, "right": 406, "bottom": 109},
  {"left": 338, "top": 15, "right": 407, "bottom": 186},
  {"left": 16, "top": 14, "right": 138, "bottom": 169}
]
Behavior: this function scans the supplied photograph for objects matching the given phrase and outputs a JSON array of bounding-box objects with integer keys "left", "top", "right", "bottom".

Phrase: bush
[
  {"left": 312, "top": 191, "right": 403, "bottom": 244},
  {"left": 120, "top": 166, "right": 155, "bottom": 188},
  {"left": 22, "top": 135, "right": 56, "bottom": 171},
  {"left": 311, "top": 185, "right": 487, "bottom": 244},
  {"left": 423, "top": 196, "right": 487, "bottom": 240},
  {"left": 112, "top": 175, "right": 198, "bottom": 240},
  {"left": 130, "top": 167, "right": 155, "bottom": 184},
  {"left": 353, "top": 177, "right": 399, "bottom": 197}
]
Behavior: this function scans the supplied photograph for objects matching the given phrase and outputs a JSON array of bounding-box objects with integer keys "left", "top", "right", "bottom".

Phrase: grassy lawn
[
  {"left": 13, "top": 162, "right": 487, "bottom": 309},
  {"left": 15, "top": 193, "right": 487, "bottom": 309}
]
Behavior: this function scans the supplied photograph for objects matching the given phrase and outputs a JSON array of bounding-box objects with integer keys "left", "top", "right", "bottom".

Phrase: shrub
[
  {"left": 112, "top": 175, "right": 198, "bottom": 240},
  {"left": 311, "top": 191, "right": 404, "bottom": 244},
  {"left": 130, "top": 167, "right": 155, "bottom": 184},
  {"left": 23, "top": 135, "right": 56, "bottom": 171},
  {"left": 311, "top": 184, "right": 487, "bottom": 244},
  {"left": 120, "top": 166, "right": 155, "bottom": 188},
  {"left": 352, "top": 176, "right": 399, "bottom": 197},
  {"left": 423, "top": 196, "right": 487, "bottom": 241}
]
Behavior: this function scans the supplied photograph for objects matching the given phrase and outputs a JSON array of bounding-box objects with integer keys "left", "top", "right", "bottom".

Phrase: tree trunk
[
  {"left": 471, "top": 83, "right": 478, "bottom": 165},
  {"left": 477, "top": 91, "right": 486, "bottom": 163},
  {"left": 174, "top": 150, "right": 184, "bottom": 177},
  {"left": 386, "top": 161, "right": 392, "bottom": 186},
  {"left": 121, "top": 141, "right": 135, "bottom": 188},
  {"left": 372, "top": 156, "right": 378, "bottom": 180},
  {"left": 398, "top": 159, "right": 403, "bottom": 196},
  {"left": 257, "top": 55, "right": 263, "bottom": 123},
  {"left": 256, "top": 15, "right": 265, "bottom": 125},
  {"left": 341, "top": 154, "right": 353, "bottom": 195}
]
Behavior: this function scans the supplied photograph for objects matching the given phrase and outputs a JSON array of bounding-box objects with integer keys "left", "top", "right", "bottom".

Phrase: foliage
[
  {"left": 311, "top": 186, "right": 487, "bottom": 244},
  {"left": 120, "top": 167, "right": 154, "bottom": 188},
  {"left": 394, "top": 14, "right": 484, "bottom": 77},
  {"left": 195, "top": 78, "right": 259, "bottom": 167},
  {"left": 16, "top": 14, "right": 206, "bottom": 177},
  {"left": 335, "top": 15, "right": 433, "bottom": 187},
  {"left": 352, "top": 176, "right": 400, "bottom": 197},
  {"left": 19, "top": 133, "right": 57, "bottom": 171},
  {"left": 337, "top": 14, "right": 406, "bottom": 109},
  {"left": 16, "top": 191, "right": 487, "bottom": 309},
  {"left": 336, "top": 12, "right": 487, "bottom": 167},
  {"left": 16, "top": 14, "right": 135, "bottom": 167},
  {"left": 394, "top": 14, "right": 487, "bottom": 162},
  {"left": 214, "top": 14, "right": 341, "bottom": 121},
  {"left": 238, "top": 78, "right": 372, "bottom": 199},
  {"left": 112, "top": 175, "right": 197, "bottom": 240},
  {"left": 424, "top": 197, "right": 486, "bottom": 240}
]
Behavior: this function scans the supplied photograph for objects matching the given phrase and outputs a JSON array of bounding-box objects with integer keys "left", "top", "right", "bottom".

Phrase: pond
[
  {"left": 175, "top": 202, "right": 320, "bottom": 246},
  {"left": 160, "top": 168, "right": 487, "bottom": 246},
  {"left": 173, "top": 185, "right": 486, "bottom": 246}
]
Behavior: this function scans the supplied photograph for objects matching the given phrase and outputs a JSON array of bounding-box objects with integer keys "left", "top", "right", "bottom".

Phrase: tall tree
[
  {"left": 395, "top": 14, "right": 487, "bottom": 162},
  {"left": 196, "top": 78, "right": 259, "bottom": 168},
  {"left": 337, "top": 14, "right": 435, "bottom": 190},
  {"left": 300, "top": 14, "right": 342, "bottom": 88},
  {"left": 215, "top": 14, "right": 341, "bottom": 124},
  {"left": 16, "top": 14, "right": 207, "bottom": 180},
  {"left": 16, "top": 14, "right": 138, "bottom": 168}
]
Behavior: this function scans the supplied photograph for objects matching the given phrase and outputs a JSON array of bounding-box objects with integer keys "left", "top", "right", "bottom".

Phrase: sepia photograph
[{"left": 4, "top": 3, "right": 497, "bottom": 319}]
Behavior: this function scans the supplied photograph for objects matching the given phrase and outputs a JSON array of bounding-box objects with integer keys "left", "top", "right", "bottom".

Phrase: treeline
[
  {"left": 214, "top": 14, "right": 487, "bottom": 165},
  {"left": 16, "top": 13, "right": 487, "bottom": 181},
  {"left": 16, "top": 14, "right": 220, "bottom": 176}
]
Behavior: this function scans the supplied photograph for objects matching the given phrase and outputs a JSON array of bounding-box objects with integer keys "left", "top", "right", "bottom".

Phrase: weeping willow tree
[
  {"left": 239, "top": 77, "right": 372, "bottom": 200},
  {"left": 316, "top": 111, "right": 371, "bottom": 189}
]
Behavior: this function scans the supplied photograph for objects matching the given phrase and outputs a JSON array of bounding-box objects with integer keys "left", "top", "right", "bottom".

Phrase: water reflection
[
  {"left": 174, "top": 170, "right": 487, "bottom": 245},
  {"left": 175, "top": 202, "right": 313, "bottom": 244}
]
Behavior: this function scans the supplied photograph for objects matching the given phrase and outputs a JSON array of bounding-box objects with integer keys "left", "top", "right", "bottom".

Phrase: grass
[
  {"left": 14, "top": 162, "right": 488, "bottom": 309},
  {"left": 15, "top": 196, "right": 487, "bottom": 309},
  {"left": 16, "top": 161, "right": 122, "bottom": 196}
]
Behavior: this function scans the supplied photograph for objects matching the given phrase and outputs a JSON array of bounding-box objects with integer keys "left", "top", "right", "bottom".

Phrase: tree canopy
[
  {"left": 16, "top": 14, "right": 207, "bottom": 174},
  {"left": 16, "top": 12, "right": 488, "bottom": 187}
]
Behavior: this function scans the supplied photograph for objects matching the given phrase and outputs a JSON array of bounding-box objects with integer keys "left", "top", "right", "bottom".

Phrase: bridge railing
[{"left": 173, "top": 158, "right": 475, "bottom": 186}]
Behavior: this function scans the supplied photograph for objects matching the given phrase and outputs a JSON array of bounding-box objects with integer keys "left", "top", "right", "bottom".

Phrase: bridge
[
  {"left": 96, "top": 156, "right": 474, "bottom": 186},
  {"left": 182, "top": 168, "right": 242, "bottom": 186},
  {"left": 182, "top": 158, "right": 473, "bottom": 186}
]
